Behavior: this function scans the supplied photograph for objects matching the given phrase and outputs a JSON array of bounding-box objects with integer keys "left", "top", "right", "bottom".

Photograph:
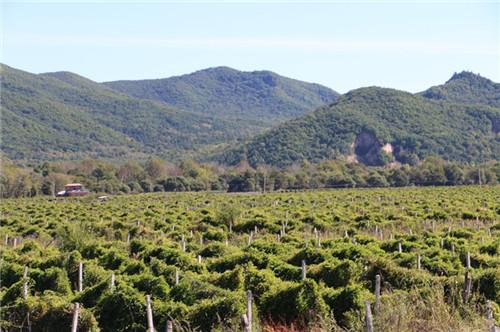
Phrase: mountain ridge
[
  {"left": 103, "top": 66, "right": 339, "bottom": 122},
  {"left": 215, "top": 83, "right": 500, "bottom": 167}
]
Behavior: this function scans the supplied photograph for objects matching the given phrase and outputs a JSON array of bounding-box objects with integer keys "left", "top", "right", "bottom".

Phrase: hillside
[
  {"left": 216, "top": 86, "right": 500, "bottom": 167},
  {"left": 104, "top": 67, "right": 339, "bottom": 122},
  {"left": 420, "top": 71, "right": 500, "bottom": 107},
  {"left": 0, "top": 64, "right": 264, "bottom": 161}
]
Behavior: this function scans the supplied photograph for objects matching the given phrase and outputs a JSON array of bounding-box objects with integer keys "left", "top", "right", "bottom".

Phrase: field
[{"left": 1, "top": 186, "right": 499, "bottom": 331}]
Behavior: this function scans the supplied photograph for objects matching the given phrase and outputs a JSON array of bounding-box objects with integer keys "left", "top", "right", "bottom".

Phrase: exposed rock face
[{"left": 353, "top": 131, "right": 390, "bottom": 166}]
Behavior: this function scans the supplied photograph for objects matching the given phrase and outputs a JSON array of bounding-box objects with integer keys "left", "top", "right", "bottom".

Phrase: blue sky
[{"left": 2, "top": 1, "right": 499, "bottom": 93}]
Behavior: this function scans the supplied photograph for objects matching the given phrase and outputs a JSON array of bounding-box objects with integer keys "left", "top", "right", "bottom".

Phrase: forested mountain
[
  {"left": 2, "top": 64, "right": 499, "bottom": 167},
  {"left": 104, "top": 67, "right": 339, "bottom": 122},
  {"left": 420, "top": 71, "right": 500, "bottom": 107},
  {"left": 216, "top": 85, "right": 500, "bottom": 167},
  {"left": 0, "top": 64, "right": 264, "bottom": 161}
]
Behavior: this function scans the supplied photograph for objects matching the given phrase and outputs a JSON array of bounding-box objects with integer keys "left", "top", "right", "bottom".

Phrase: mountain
[
  {"left": 104, "top": 67, "right": 339, "bottom": 123},
  {"left": 216, "top": 85, "right": 500, "bottom": 167},
  {"left": 420, "top": 71, "right": 500, "bottom": 107},
  {"left": 0, "top": 64, "right": 264, "bottom": 161}
]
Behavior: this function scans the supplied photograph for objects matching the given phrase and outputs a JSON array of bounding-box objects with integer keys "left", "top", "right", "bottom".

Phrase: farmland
[{"left": 1, "top": 186, "right": 499, "bottom": 331}]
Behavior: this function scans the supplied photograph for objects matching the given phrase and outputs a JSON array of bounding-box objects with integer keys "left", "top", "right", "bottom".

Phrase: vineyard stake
[
  {"left": 166, "top": 320, "right": 173, "bottom": 332},
  {"left": 462, "top": 270, "right": 472, "bottom": 303},
  {"left": 365, "top": 301, "right": 374, "bottom": 332},
  {"left": 417, "top": 254, "right": 421, "bottom": 270},
  {"left": 110, "top": 273, "right": 115, "bottom": 292},
  {"left": 78, "top": 262, "right": 83, "bottom": 292},
  {"left": 146, "top": 295, "right": 155, "bottom": 332},
  {"left": 246, "top": 290, "right": 253, "bottom": 332},
  {"left": 175, "top": 269, "right": 179, "bottom": 285},
  {"left": 71, "top": 303, "right": 80, "bottom": 332},
  {"left": 466, "top": 252, "right": 471, "bottom": 269},
  {"left": 375, "top": 274, "right": 381, "bottom": 312},
  {"left": 301, "top": 260, "right": 307, "bottom": 280},
  {"left": 486, "top": 301, "right": 495, "bottom": 332},
  {"left": 23, "top": 266, "right": 29, "bottom": 300},
  {"left": 181, "top": 235, "right": 186, "bottom": 252}
]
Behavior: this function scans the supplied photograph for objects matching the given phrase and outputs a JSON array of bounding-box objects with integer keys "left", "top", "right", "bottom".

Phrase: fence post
[
  {"left": 78, "top": 262, "right": 83, "bottom": 292},
  {"left": 365, "top": 301, "right": 374, "bottom": 332},
  {"left": 23, "top": 266, "right": 29, "bottom": 300},
  {"left": 146, "top": 295, "right": 155, "bottom": 332},
  {"left": 241, "top": 314, "right": 250, "bottom": 332},
  {"left": 246, "top": 290, "right": 253, "bottom": 332},
  {"left": 374, "top": 274, "right": 381, "bottom": 312},
  {"left": 462, "top": 270, "right": 472, "bottom": 303},
  {"left": 181, "top": 235, "right": 186, "bottom": 252},
  {"left": 166, "top": 320, "right": 173, "bottom": 332},
  {"left": 71, "top": 303, "right": 80, "bottom": 332},
  {"left": 486, "top": 300, "right": 495, "bottom": 332}
]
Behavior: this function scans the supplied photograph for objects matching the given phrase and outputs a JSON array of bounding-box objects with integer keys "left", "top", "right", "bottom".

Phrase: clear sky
[{"left": 2, "top": 1, "right": 499, "bottom": 93}]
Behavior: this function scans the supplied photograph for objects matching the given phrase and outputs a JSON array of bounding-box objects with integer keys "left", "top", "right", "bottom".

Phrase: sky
[{"left": 2, "top": 1, "right": 499, "bottom": 93}]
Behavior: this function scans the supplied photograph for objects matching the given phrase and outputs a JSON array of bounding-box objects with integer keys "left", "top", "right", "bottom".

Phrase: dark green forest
[
  {"left": 1, "top": 65, "right": 499, "bottom": 169},
  {"left": 2, "top": 156, "right": 499, "bottom": 198},
  {"left": 218, "top": 86, "right": 499, "bottom": 167},
  {"left": 104, "top": 66, "right": 339, "bottom": 122}
]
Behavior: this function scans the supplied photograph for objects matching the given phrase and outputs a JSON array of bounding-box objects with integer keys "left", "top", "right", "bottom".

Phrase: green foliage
[
  {"left": 218, "top": 86, "right": 500, "bottom": 167},
  {"left": 1, "top": 186, "right": 498, "bottom": 330},
  {"left": 105, "top": 66, "right": 338, "bottom": 123}
]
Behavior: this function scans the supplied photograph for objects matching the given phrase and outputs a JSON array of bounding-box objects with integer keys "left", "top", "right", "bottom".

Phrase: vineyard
[{"left": 1, "top": 186, "right": 499, "bottom": 331}]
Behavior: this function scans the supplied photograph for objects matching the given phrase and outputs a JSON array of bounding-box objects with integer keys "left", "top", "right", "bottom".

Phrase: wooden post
[
  {"left": 78, "top": 262, "right": 83, "bottom": 292},
  {"left": 486, "top": 301, "right": 495, "bottom": 332},
  {"left": 398, "top": 242, "right": 402, "bottom": 253},
  {"left": 175, "top": 269, "right": 179, "bottom": 285},
  {"left": 71, "top": 303, "right": 80, "bottom": 332},
  {"left": 126, "top": 232, "right": 131, "bottom": 244},
  {"left": 462, "top": 270, "right": 472, "bottom": 303},
  {"left": 301, "top": 260, "right": 307, "bottom": 280},
  {"left": 197, "top": 255, "right": 202, "bottom": 264},
  {"left": 466, "top": 252, "right": 471, "bottom": 269},
  {"left": 199, "top": 235, "right": 203, "bottom": 246},
  {"left": 374, "top": 274, "right": 381, "bottom": 312},
  {"left": 229, "top": 221, "right": 233, "bottom": 233},
  {"left": 181, "top": 235, "right": 186, "bottom": 252},
  {"left": 365, "top": 301, "right": 374, "bottom": 332},
  {"left": 110, "top": 273, "right": 115, "bottom": 292},
  {"left": 13, "top": 237, "right": 17, "bottom": 248},
  {"left": 246, "top": 290, "right": 253, "bottom": 332},
  {"left": 166, "top": 320, "right": 173, "bottom": 332},
  {"left": 241, "top": 314, "right": 250, "bottom": 332},
  {"left": 248, "top": 232, "right": 253, "bottom": 245},
  {"left": 146, "top": 295, "right": 155, "bottom": 332},
  {"left": 23, "top": 266, "right": 29, "bottom": 300},
  {"left": 4, "top": 234, "right": 8, "bottom": 245},
  {"left": 417, "top": 254, "right": 421, "bottom": 270}
]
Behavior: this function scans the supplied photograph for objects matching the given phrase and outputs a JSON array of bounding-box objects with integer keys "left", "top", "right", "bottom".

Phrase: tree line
[{"left": 1, "top": 156, "right": 498, "bottom": 198}]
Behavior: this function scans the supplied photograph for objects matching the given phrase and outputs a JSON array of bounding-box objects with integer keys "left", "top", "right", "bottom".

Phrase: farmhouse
[{"left": 56, "top": 183, "right": 89, "bottom": 197}]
